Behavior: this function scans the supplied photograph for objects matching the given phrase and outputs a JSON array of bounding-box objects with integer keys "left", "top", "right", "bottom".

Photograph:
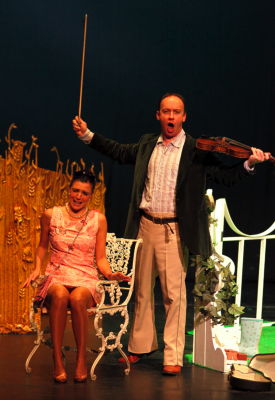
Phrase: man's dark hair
[
  {"left": 70, "top": 169, "right": 97, "bottom": 190},
  {"left": 158, "top": 92, "right": 186, "bottom": 112}
]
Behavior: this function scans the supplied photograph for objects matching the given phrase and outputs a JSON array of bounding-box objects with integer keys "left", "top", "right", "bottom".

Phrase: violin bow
[{"left": 78, "top": 14, "right": 88, "bottom": 118}]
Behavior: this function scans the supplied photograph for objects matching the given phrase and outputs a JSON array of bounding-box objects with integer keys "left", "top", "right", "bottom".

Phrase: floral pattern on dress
[{"left": 43, "top": 206, "right": 101, "bottom": 303}]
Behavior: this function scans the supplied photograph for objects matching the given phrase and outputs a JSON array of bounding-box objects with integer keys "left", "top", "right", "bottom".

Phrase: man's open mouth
[{"left": 167, "top": 122, "right": 175, "bottom": 133}]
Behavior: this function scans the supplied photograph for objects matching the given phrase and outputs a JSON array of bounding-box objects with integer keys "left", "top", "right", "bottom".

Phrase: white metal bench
[{"left": 24, "top": 233, "right": 142, "bottom": 381}]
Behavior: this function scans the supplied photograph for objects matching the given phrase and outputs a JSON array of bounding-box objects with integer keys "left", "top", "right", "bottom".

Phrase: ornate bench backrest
[{"left": 106, "top": 233, "right": 138, "bottom": 278}]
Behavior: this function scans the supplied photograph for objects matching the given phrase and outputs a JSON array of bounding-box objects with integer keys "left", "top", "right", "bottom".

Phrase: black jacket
[{"left": 89, "top": 132, "right": 250, "bottom": 259}]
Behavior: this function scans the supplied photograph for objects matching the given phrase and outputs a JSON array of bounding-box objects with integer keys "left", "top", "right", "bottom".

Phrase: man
[{"left": 72, "top": 93, "right": 270, "bottom": 375}]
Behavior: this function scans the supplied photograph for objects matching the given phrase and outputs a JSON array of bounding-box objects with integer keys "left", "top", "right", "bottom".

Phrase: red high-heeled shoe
[
  {"left": 74, "top": 374, "right": 87, "bottom": 383},
  {"left": 54, "top": 372, "right": 67, "bottom": 383}
]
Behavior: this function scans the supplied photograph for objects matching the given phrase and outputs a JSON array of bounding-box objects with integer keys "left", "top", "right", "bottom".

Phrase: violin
[{"left": 196, "top": 136, "right": 275, "bottom": 164}]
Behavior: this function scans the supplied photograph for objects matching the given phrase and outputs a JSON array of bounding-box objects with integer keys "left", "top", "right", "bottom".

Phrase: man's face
[{"left": 156, "top": 96, "right": 186, "bottom": 140}]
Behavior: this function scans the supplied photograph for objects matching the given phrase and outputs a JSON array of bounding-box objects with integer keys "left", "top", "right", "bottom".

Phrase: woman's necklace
[{"left": 65, "top": 203, "right": 88, "bottom": 219}]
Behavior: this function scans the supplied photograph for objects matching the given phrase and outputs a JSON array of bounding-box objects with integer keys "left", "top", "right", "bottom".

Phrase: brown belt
[{"left": 140, "top": 210, "right": 178, "bottom": 224}]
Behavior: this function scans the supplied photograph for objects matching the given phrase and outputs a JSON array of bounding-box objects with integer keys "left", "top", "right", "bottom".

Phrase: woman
[{"left": 23, "top": 170, "right": 130, "bottom": 383}]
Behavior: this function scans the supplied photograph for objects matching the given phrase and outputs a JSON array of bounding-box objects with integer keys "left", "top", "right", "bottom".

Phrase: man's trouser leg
[
  {"left": 128, "top": 216, "right": 188, "bottom": 366},
  {"left": 155, "top": 221, "right": 188, "bottom": 366},
  {"left": 128, "top": 216, "right": 158, "bottom": 354}
]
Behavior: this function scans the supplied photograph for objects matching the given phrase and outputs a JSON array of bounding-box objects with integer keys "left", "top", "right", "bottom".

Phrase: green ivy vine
[{"left": 192, "top": 195, "right": 245, "bottom": 325}]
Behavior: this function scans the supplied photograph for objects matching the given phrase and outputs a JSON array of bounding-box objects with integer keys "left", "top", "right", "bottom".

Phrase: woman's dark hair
[{"left": 70, "top": 170, "right": 97, "bottom": 190}]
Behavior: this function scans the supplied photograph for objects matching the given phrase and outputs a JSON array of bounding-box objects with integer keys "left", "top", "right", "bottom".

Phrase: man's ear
[{"left": 156, "top": 110, "right": 160, "bottom": 120}]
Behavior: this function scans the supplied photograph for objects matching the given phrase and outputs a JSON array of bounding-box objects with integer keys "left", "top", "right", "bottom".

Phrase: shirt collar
[{"left": 157, "top": 129, "right": 185, "bottom": 148}]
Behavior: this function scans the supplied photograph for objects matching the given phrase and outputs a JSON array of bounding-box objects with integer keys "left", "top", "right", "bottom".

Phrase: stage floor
[{"left": 0, "top": 280, "right": 274, "bottom": 400}]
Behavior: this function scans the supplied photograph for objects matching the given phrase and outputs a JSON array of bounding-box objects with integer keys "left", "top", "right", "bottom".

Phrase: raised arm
[{"left": 72, "top": 116, "right": 139, "bottom": 164}]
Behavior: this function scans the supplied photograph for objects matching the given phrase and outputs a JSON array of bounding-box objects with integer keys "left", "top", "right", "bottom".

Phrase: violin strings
[{"left": 225, "top": 138, "right": 251, "bottom": 150}]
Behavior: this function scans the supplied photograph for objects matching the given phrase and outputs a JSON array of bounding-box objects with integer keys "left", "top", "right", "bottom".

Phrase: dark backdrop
[{"left": 1, "top": 1, "right": 274, "bottom": 282}]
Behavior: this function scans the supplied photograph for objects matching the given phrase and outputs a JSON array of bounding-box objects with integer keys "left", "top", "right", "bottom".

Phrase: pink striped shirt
[{"left": 140, "top": 130, "right": 186, "bottom": 214}]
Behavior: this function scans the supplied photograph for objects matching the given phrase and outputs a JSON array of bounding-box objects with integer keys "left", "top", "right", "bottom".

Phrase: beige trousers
[{"left": 128, "top": 215, "right": 188, "bottom": 366}]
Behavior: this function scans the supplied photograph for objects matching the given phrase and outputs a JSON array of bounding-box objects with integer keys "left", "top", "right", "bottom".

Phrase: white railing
[
  {"left": 193, "top": 191, "right": 275, "bottom": 373},
  {"left": 208, "top": 189, "right": 275, "bottom": 319}
]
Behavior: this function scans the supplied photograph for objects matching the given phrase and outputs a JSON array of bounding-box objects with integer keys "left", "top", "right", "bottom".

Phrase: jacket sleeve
[
  {"left": 203, "top": 151, "right": 251, "bottom": 187},
  {"left": 88, "top": 132, "right": 139, "bottom": 164}
]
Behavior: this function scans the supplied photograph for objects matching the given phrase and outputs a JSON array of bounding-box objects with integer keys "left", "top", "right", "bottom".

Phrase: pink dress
[{"left": 41, "top": 206, "right": 101, "bottom": 303}]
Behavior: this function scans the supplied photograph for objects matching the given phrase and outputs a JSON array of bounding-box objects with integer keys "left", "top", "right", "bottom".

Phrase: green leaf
[
  {"left": 192, "top": 220, "right": 246, "bottom": 325},
  {"left": 228, "top": 304, "right": 245, "bottom": 316}
]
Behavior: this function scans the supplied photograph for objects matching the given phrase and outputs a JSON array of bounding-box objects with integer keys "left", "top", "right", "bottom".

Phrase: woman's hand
[
  {"left": 22, "top": 270, "right": 41, "bottom": 288},
  {"left": 106, "top": 272, "right": 131, "bottom": 282}
]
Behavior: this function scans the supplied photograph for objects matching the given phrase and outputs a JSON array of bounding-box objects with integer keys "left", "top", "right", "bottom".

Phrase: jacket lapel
[
  {"left": 139, "top": 134, "right": 158, "bottom": 170},
  {"left": 176, "top": 134, "right": 196, "bottom": 189},
  {"left": 135, "top": 134, "right": 158, "bottom": 196}
]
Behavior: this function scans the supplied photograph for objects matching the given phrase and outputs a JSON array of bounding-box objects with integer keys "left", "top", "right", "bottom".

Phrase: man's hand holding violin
[{"left": 247, "top": 147, "right": 272, "bottom": 168}]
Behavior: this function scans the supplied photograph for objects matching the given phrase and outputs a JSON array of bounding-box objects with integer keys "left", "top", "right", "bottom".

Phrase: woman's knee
[
  {"left": 47, "top": 285, "right": 70, "bottom": 305},
  {"left": 69, "top": 288, "right": 92, "bottom": 309}
]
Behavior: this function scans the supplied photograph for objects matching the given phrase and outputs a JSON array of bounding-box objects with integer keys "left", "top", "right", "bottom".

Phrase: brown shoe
[{"left": 162, "top": 365, "right": 182, "bottom": 376}]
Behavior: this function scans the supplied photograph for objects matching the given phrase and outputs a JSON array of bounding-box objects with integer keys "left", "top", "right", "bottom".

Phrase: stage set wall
[{"left": 1, "top": 0, "right": 274, "bottom": 312}]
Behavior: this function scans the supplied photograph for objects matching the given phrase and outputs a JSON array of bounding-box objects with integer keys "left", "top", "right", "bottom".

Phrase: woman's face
[{"left": 68, "top": 180, "right": 93, "bottom": 212}]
